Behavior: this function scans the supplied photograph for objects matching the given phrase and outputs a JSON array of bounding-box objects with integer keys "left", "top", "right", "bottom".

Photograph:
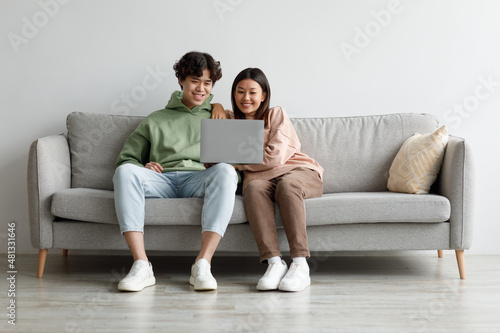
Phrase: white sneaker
[
  {"left": 118, "top": 260, "right": 156, "bottom": 292},
  {"left": 257, "top": 260, "right": 288, "bottom": 291},
  {"left": 190, "top": 259, "right": 217, "bottom": 291},
  {"left": 279, "top": 261, "right": 311, "bottom": 292}
]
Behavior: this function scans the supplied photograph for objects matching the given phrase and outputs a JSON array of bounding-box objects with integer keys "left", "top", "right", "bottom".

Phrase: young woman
[{"left": 230, "top": 68, "right": 324, "bottom": 292}]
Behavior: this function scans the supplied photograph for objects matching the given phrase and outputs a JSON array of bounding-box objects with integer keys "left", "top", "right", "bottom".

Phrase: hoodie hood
[{"left": 165, "top": 91, "right": 214, "bottom": 113}]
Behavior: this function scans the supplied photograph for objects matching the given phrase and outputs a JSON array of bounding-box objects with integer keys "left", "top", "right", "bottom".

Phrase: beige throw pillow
[{"left": 387, "top": 125, "right": 449, "bottom": 194}]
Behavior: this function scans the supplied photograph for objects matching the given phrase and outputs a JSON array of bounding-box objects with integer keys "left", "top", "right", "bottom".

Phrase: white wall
[{"left": 1, "top": 0, "right": 499, "bottom": 254}]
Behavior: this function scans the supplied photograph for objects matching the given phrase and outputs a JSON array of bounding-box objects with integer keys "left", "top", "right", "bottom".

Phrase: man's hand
[
  {"left": 145, "top": 162, "right": 163, "bottom": 173},
  {"left": 211, "top": 103, "right": 227, "bottom": 119}
]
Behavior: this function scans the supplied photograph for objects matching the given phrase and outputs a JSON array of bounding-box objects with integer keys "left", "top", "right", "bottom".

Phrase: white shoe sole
[
  {"left": 278, "top": 278, "right": 311, "bottom": 292},
  {"left": 118, "top": 277, "right": 156, "bottom": 292},
  {"left": 257, "top": 280, "right": 280, "bottom": 291},
  {"left": 189, "top": 277, "right": 217, "bottom": 291}
]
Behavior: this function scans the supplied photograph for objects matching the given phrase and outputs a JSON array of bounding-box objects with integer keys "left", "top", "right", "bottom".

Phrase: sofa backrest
[
  {"left": 67, "top": 112, "right": 438, "bottom": 193},
  {"left": 67, "top": 112, "right": 144, "bottom": 191},
  {"left": 291, "top": 113, "right": 438, "bottom": 193}
]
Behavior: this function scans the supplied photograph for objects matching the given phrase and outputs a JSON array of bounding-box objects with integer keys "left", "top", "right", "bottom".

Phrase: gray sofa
[{"left": 28, "top": 112, "right": 474, "bottom": 279}]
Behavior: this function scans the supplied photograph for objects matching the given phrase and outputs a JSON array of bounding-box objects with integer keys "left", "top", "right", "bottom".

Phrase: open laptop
[{"left": 200, "top": 119, "right": 264, "bottom": 164}]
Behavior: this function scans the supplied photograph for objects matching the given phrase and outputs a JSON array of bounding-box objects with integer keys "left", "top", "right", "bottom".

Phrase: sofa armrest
[
  {"left": 436, "top": 135, "right": 475, "bottom": 250},
  {"left": 28, "top": 134, "right": 71, "bottom": 249}
]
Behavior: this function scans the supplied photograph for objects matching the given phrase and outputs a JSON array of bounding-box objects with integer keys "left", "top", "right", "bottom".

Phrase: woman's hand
[
  {"left": 145, "top": 162, "right": 163, "bottom": 173},
  {"left": 211, "top": 103, "right": 227, "bottom": 119}
]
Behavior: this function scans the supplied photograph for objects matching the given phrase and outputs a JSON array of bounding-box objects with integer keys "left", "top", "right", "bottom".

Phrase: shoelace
[
  {"left": 286, "top": 263, "right": 300, "bottom": 277},
  {"left": 264, "top": 262, "right": 283, "bottom": 276},
  {"left": 128, "top": 262, "right": 148, "bottom": 277},
  {"left": 196, "top": 263, "right": 211, "bottom": 277}
]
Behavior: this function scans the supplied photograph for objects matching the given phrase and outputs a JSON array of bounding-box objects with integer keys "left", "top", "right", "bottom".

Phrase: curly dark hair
[{"left": 173, "top": 51, "right": 222, "bottom": 89}]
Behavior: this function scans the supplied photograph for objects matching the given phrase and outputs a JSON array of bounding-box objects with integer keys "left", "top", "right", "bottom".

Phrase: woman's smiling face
[{"left": 234, "top": 78, "right": 266, "bottom": 118}]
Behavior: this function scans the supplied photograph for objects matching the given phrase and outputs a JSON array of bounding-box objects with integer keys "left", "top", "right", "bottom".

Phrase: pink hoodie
[{"left": 235, "top": 107, "right": 324, "bottom": 189}]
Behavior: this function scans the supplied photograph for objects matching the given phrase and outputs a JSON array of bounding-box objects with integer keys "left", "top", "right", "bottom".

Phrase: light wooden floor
[{"left": 1, "top": 252, "right": 499, "bottom": 333}]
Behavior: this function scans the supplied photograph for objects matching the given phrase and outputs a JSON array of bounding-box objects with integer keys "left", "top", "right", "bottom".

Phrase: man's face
[{"left": 179, "top": 69, "right": 213, "bottom": 109}]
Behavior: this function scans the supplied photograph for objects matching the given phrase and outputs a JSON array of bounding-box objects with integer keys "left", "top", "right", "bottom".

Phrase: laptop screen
[{"left": 200, "top": 119, "right": 264, "bottom": 164}]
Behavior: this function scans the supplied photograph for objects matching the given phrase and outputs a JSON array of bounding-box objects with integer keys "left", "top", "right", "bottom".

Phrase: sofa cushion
[
  {"left": 51, "top": 188, "right": 248, "bottom": 226},
  {"left": 277, "top": 192, "right": 451, "bottom": 227},
  {"left": 387, "top": 125, "right": 449, "bottom": 194},
  {"left": 67, "top": 112, "right": 144, "bottom": 190},
  {"left": 51, "top": 189, "right": 450, "bottom": 227},
  {"left": 291, "top": 113, "right": 439, "bottom": 193}
]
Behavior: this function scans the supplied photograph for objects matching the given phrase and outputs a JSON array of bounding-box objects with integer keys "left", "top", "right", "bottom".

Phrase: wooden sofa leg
[
  {"left": 437, "top": 250, "right": 444, "bottom": 258},
  {"left": 455, "top": 250, "right": 466, "bottom": 279},
  {"left": 62, "top": 249, "right": 68, "bottom": 257},
  {"left": 37, "top": 249, "right": 48, "bottom": 278}
]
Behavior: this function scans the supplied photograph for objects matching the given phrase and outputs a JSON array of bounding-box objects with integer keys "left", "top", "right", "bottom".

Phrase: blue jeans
[{"left": 113, "top": 163, "right": 238, "bottom": 237}]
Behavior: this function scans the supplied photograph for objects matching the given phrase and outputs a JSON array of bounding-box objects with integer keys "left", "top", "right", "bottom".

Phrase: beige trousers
[{"left": 243, "top": 167, "right": 323, "bottom": 262}]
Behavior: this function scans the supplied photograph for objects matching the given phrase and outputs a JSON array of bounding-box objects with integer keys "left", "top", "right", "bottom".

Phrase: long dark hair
[{"left": 231, "top": 68, "right": 271, "bottom": 126}]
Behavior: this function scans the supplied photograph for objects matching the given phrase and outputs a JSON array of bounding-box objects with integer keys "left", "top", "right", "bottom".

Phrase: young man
[{"left": 113, "top": 51, "right": 237, "bottom": 292}]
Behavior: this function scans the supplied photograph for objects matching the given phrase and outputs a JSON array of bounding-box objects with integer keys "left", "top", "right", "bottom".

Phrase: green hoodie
[{"left": 115, "top": 91, "right": 213, "bottom": 171}]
